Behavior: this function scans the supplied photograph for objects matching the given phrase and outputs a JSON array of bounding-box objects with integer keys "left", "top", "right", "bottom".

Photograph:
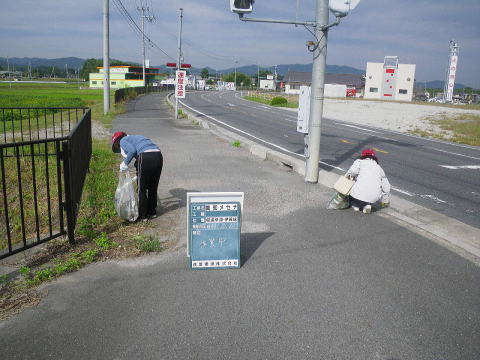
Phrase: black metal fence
[
  {"left": 114, "top": 85, "right": 174, "bottom": 104},
  {"left": 0, "top": 107, "right": 91, "bottom": 259}
]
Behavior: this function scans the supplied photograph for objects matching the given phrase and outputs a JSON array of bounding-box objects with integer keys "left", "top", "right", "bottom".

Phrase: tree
[
  {"left": 80, "top": 58, "right": 102, "bottom": 81},
  {"left": 222, "top": 72, "right": 251, "bottom": 87},
  {"left": 200, "top": 68, "right": 209, "bottom": 79},
  {"left": 258, "top": 69, "right": 272, "bottom": 78}
]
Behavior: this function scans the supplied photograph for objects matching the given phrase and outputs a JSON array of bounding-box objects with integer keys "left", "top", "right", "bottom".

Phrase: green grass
[
  {"left": 75, "top": 141, "right": 120, "bottom": 239},
  {"left": 133, "top": 235, "right": 163, "bottom": 252},
  {"left": 0, "top": 82, "right": 117, "bottom": 132},
  {"left": 411, "top": 112, "right": 480, "bottom": 146},
  {"left": 244, "top": 95, "right": 298, "bottom": 108},
  {"left": 18, "top": 248, "right": 99, "bottom": 287},
  {"left": 232, "top": 140, "right": 241, "bottom": 148}
]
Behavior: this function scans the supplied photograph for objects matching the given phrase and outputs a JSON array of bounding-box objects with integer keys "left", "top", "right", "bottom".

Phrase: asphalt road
[{"left": 180, "top": 91, "right": 480, "bottom": 229}]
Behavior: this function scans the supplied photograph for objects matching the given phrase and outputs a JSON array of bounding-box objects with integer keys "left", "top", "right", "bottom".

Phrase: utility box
[{"left": 297, "top": 86, "right": 311, "bottom": 134}]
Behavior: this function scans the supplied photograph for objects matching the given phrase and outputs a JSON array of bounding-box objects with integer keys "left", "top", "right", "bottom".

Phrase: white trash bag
[{"left": 115, "top": 171, "right": 138, "bottom": 222}]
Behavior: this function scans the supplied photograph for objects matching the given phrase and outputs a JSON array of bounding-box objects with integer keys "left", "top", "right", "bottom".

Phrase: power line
[{"left": 112, "top": 0, "right": 174, "bottom": 60}]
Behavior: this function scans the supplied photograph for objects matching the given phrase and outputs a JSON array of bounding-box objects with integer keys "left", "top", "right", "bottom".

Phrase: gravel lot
[{"left": 323, "top": 98, "right": 480, "bottom": 134}]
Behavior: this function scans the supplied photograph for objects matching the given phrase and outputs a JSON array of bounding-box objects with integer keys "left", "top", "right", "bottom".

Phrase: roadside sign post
[{"left": 187, "top": 192, "right": 244, "bottom": 270}]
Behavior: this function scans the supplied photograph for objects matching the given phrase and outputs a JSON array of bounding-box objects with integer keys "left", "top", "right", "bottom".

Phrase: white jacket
[{"left": 346, "top": 159, "right": 390, "bottom": 203}]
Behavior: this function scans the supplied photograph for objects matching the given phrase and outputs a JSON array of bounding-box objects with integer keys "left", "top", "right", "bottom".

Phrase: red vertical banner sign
[{"left": 175, "top": 70, "right": 186, "bottom": 99}]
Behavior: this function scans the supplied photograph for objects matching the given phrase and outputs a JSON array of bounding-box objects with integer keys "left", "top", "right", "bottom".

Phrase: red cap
[
  {"left": 361, "top": 148, "right": 376, "bottom": 157},
  {"left": 112, "top": 131, "right": 127, "bottom": 144},
  {"left": 111, "top": 131, "right": 127, "bottom": 152}
]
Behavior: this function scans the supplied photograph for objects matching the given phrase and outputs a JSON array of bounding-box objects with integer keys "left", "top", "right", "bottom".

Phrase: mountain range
[{"left": 0, "top": 56, "right": 474, "bottom": 89}]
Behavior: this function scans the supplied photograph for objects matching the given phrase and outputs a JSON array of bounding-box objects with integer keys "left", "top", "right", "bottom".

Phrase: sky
[{"left": 1, "top": 0, "right": 479, "bottom": 87}]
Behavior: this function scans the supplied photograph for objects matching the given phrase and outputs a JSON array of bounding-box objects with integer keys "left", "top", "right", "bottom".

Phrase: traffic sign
[
  {"left": 166, "top": 63, "right": 191, "bottom": 69},
  {"left": 175, "top": 70, "right": 186, "bottom": 98}
]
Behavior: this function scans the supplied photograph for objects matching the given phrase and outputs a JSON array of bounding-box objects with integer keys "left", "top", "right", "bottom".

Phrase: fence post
[{"left": 62, "top": 141, "right": 75, "bottom": 244}]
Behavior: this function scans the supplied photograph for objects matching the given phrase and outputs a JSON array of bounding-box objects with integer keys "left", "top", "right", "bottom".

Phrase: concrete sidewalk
[{"left": 1, "top": 92, "right": 479, "bottom": 360}]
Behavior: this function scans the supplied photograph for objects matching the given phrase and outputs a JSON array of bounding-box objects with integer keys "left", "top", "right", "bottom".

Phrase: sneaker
[
  {"left": 363, "top": 205, "right": 372, "bottom": 214},
  {"left": 352, "top": 206, "right": 360, "bottom": 212},
  {"left": 149, "top": 214, "right": 158, "bottom": 219}
]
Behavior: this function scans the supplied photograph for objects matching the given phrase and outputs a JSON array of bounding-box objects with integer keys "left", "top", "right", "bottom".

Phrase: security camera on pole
[{"left": 230, "top": 0, "right": 360, "bottom": 183}]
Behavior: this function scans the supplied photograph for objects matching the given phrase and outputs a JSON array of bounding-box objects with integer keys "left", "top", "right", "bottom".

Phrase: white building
[{"left": 364, "top": 56, "right": 416, "bottom": 101}]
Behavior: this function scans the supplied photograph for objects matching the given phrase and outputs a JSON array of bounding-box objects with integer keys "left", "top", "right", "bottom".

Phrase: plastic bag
[
  {"left": 115, "top": 171, "right": 138, "bottom": 222},
  {"left": 326, "top": 192, "right": 350, "bottom": 210}
]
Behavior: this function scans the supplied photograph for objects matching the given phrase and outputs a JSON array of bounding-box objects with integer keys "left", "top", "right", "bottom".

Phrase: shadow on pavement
[
  {"left": 158, "top": 188, "right": 200, "bottom": 215},
  {"left": 241, "top": 232, "right": 275, "bottom": 265}
]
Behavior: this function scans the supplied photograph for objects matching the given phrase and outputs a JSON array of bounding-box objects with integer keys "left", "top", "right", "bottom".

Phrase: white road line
[
  {"left": 335, "top": 123, "right": 380, "bottom": 133},
  {"left": 432, "top": 148, "right": 480, "bottom": 161},
  {"left": 440, "top": 165, "right": 480, "bottom": 170},
  {"left": 227, "top": 103, "right": 236, "bottom": 107},
  {"left": 180, "top": 100, "right": 298, "bottom": 156},
  {"left": 391, "top": 186, "right": 415, "bottom": 197}
]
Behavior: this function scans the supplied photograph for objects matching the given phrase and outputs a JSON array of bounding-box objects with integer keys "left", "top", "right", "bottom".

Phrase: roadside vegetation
[
  {"left": 410, "top": 112, "right": 480, "bottom": 146},
  {"left": 243, "top": 90, "right": 479, "bottom": 146},
  {"left": 244, "top": 94, "right": 298, "bottom": 108},
  {"left": 0, "top": 82, "right": 169, "bottom": 320}
]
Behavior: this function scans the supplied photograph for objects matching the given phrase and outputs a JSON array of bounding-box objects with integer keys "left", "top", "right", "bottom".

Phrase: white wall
[
  {"left": 285, "top": 84, "right": 300, "bottom": 95},
  {"left": 325, "top": 84, "right": 347, "bottom": 98},
  {"left": 260, "top": 79, "right": 276, "bottom": 90},
  {"left": 364, "top": 62, "right": 383, "bottom": 100},
  {"left": 364, "top": 62, "right": 416, "bottom": 101},
  {"left": 395, "top": 64, "right": 416, "bottom": 101}
]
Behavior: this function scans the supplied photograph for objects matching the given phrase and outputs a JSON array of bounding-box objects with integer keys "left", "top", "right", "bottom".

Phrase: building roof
[{"left": 284, "top": 71, "right": 364, "bottom": 87}]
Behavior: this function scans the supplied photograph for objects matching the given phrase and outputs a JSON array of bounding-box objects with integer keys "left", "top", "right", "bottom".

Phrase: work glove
[
  {"left": 119, "top": 162, "right": 129, "bottom": 171},
  {"left": 380, "top": 202, "right": 390, "bottom": 208}
]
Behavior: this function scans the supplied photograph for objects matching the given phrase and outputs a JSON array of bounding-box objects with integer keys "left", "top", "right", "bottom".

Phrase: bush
[
  {"left": 134, "top": 235, "right": 163, "bottom": 252},
  {"left": 270, "top": 96, "right": 288, "bottom": 106}
]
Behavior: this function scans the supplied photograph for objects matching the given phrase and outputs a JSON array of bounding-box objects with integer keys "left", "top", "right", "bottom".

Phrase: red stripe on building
[{"left": 385, "top": 69, "right": 395, "bottom": 73}]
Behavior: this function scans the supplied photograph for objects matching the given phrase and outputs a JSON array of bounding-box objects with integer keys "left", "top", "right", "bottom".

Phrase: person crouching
[{"left": 346, "top": 148, "right": 390, "bottom": 214}]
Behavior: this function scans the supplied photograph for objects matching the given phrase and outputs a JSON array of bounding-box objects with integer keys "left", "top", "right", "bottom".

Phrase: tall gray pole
[
  {"left": 141, "top": 9, "right": 146, "bottom": 87},
  {"left": 103, "top": 0, "right": 110, "bottom": 115},
  {"left": 305, "top": 0, "right": 329, "bottom": 183},
  {"left": 175, "top": 8, "right": 183, "bottom": 119}
]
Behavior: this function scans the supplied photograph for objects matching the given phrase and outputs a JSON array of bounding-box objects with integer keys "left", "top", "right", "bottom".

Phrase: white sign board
[
  {"left": 446, "top": 55, "right": 458, "bottom": 102},
  {"left": 187, "top": 192, "right": 244, "bottom": 259},
  {"left": 297, "top": 86, "right": 311, "bottom": 134},
  {"left": 175, "top": 70, "right": 186, "bottom": 98}
]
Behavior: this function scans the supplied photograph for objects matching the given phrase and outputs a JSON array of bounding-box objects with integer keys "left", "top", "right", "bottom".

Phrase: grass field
[
  {"left": 0, "top": 82, "right": 116, "bottom": 132},
  {"left": 0, "top": 82, "right": 119, "bottom": 252}
]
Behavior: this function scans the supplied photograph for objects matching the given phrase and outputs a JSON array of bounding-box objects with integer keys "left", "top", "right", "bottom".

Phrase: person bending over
[{"left": 112, "top": 131, "right": 163, "bottom": 220}]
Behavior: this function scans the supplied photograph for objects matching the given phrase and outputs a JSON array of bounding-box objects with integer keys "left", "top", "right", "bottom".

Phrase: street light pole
[
  {"left": 305, "top": 0, "right": 329, "bottom": 183},
  {"left": 103, "top": 0, "right": 110, "bottom": 115}
]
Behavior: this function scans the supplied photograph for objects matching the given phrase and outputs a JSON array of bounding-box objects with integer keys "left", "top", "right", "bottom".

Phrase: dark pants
[
  {"left": 135, "top": 151, "right": 163, "bottom": 219},
  {"left": 349, "top": 196, "right": 370, "bottom": 211}
]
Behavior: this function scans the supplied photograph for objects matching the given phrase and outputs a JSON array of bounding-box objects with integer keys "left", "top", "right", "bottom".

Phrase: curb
[{"left": 169, "top": 93, "right": 480, "bottom": 265}]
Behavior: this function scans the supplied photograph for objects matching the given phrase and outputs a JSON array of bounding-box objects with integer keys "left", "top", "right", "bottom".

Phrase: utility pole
[
  {"left": 103, "top": 0, "right": 110, "bottom": 115},
  {"left": 138, "top": 6, "right": 154, "bottom": 88},
  {"left": 7, "top": 56, "right": 11, "bottom": 88},
  {"left": 257, "top": 64, "right": 260, "bottom": 90},
  {"left": 234, "top": 56, "right": 237, "bottom": 90},
  {"left": 304, "top": 0, "right": 329, "bottom": 183},
  {"left": 175, "top": 8, "right": 184, "bottom": 119}
]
